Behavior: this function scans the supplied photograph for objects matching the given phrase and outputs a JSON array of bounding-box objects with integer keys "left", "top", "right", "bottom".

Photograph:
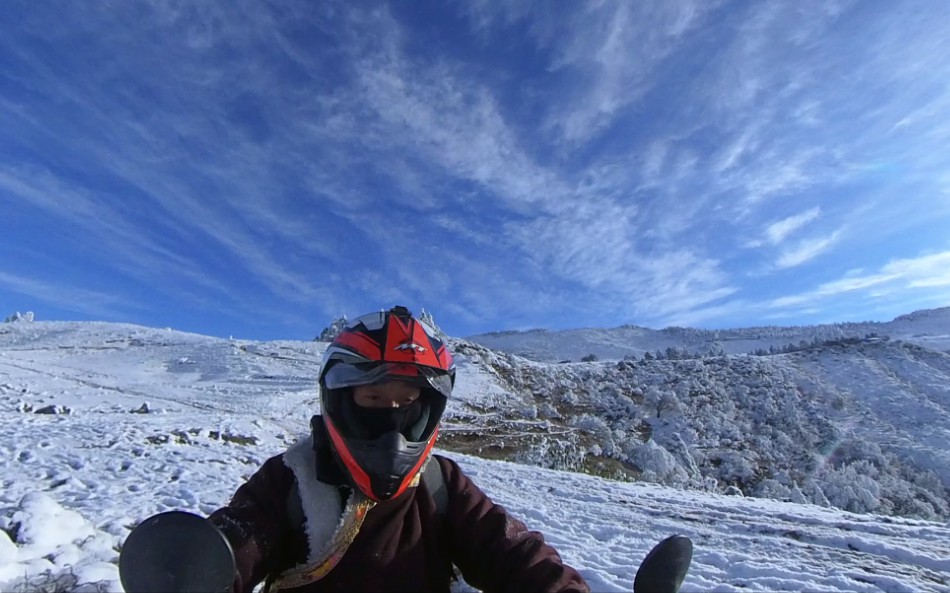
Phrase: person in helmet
[
  {"left": 208, "top": 306, "right": 589, "bottom": 593},
  {"left": 316, "top": 305, "right": 454, "bottom": 503}
]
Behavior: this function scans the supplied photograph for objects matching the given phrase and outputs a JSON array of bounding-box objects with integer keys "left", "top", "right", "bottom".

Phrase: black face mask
[{"left": 352, "top": 399, "right": 424, "bottom": 440}]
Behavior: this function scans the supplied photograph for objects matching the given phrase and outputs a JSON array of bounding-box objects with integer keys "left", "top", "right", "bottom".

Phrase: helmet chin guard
[{"left": 323, "top": 412, "right": 440, "bottom": 500}]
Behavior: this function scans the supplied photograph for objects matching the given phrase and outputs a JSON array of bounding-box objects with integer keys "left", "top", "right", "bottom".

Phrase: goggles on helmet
[
  {"left": 344, "top": 309, "right": 441, "bottom": 336},
  {"left": 323, "top": 361, "right": 453, "bottom": 399}
]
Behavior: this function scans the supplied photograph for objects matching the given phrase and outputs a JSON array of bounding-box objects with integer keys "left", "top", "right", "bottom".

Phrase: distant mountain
[{"left": 466, "top": 307, "right": 950, "bottom": 362}]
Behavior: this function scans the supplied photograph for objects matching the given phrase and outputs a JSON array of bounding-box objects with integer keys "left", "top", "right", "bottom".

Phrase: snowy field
[{"left": 1, "top": 321, "right": 948, "bottom": 592}]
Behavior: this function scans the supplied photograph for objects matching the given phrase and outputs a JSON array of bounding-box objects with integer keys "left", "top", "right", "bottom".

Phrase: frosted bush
[
  {"left": 315, "top": 315, "right": 348, "bottom": 341},
  {"left": 787, "top": 482, "right": 809, "bottom": 504},
  {"left": 418, "top": 308, "right": 446, "bottom": 338},
  {"left": 537, "top": 403, "right": 561, "bottom": 419},
  {"left": 714, "top": 451, "right": 757, "bottom": 486},
  {"left": 799, "top": 479, "right": 832, "bottom": 507},
  {"left": 518, "top": 403, "right": 538, "bottom": 420},
  {"left": 828, "top": 439, "right": 886, "bottom": 468},
  {"left": 629, "top": 439, "right": 689, "bottom": 485},
  {"left": 516, "top": 437, "right": 585, "bottom": 471},
  {"left": 661, "top": 432, "right": 701, "bottom": 480},
  {"left": 819, "top": 462, "right": 882, "bottom": 513},
  {"left": 755, "top": 478, "right": 792, "bottom": 500},
  {"left": 569, "top": 414, "right": 615, "bottom": 456},
  {"left": 643, "top": 387, "right": 681, "bottom": 419},
  {"left": 570, "top": 413, "right": 609, "bottom": 434}
]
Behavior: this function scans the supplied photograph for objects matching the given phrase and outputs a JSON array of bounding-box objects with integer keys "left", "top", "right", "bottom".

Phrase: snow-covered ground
[{"left": 1, "top": 321, "right": 948, "bottom": 592}]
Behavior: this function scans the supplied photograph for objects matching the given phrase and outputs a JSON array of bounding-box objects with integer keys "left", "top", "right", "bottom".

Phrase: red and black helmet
[{"left": 318, "top": 306, "right": 455, "bottom": 501}]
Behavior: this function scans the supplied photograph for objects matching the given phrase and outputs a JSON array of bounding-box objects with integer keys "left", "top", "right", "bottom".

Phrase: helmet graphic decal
[
  {"left": 395, "top": 341, "right": 427, "bottom": 353},
  {"left": 334, "top": 328, "right": 382, "bottom": 361},
  {"left": 382, "top": 312, "right": 443, "bottom": 367}
]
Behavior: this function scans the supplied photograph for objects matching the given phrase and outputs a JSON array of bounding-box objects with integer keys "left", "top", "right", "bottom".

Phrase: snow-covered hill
[
  {"left": 466, "top": 307, "right": 950, "bottom": 362},
  {"left": 1, "top": 319, "right": 949, "bottom": 591},
  {"left": 444, "top": 337, "right": 950, "bottom": 520}
]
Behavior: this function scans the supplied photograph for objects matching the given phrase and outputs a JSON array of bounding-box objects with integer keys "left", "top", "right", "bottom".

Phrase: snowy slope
[{"left": 1, "top": 321, "right": 949, "bottom": 592}]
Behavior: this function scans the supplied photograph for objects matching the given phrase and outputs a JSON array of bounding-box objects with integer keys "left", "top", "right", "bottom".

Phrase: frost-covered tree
[
  {"left": 419, "top": 308, "right": 447, "bottom": 339},
  {"left": 643, "top": 387, "right": 681, "bottom": 419},
  {"left": 570, "top": 413, "right": 616, "bottom": 456},
  {"left": 627, "top": 439, "right": 691, "bottom": 486},
  {"left": 4, "top": 311, "right": 35, "bottom": 323},
  {"left": 316, "top": 315, "right": 348, "bottom": 341},
  {"left": 818, "top": 460, "right": 882, "bottom": 514}
]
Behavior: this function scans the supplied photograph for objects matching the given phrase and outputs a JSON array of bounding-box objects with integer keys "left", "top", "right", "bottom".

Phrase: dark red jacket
[{"left": 209, "top": 449, "right": 589, "bottom": 593}]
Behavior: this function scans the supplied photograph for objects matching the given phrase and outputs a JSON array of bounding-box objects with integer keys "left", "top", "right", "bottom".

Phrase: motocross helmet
[{"left": 319, "top": 306, "right": 455, "bottom": 501}]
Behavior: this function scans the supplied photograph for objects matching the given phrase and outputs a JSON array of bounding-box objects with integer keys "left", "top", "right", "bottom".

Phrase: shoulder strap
[
  {"left": 421, "top": 456, "right": 460, "bottom": 584},
  {"left": 422, "top": 456, "right": 448, "bottom": 516}
]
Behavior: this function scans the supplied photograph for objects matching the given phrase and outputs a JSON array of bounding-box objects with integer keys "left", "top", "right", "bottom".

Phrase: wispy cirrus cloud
[
  {"left": 775, "top": 231, "right": 842, "bottom": 269},
  {"left": 658, "top": 248, "right": 950, "bottom": 328},
  {"left": 0, "top": 4, "right": 357, "bottom": 321},
  {"left": 745, "top": 207, "right": 823, "bottom": 249},
  {"left": 543, "top": 1, "right": 715, "bottom": 144},
  {"left": 766, "top": 208, "right": 822, "bottom": 245},
  {"left": 456, "top": 0, "right": 721, "bottom": 145},
  {"left": 770, "top": 250, "right": 950, "bottom": 309},
  {"left": 319, "top": 6, "right": 745, "bottom": 322}
]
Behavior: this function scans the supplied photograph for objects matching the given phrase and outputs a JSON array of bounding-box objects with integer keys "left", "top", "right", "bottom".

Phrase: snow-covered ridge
[{"left": 467, "top": 306, "right": 950, "bottom": 362}]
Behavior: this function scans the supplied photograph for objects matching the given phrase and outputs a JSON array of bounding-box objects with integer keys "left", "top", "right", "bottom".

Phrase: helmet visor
[
  {"left": 346, "top": 310, "right": 440, "bottom": 337},
  {"left": 323, "top": 361, "right": 453, "bottom": 399}
]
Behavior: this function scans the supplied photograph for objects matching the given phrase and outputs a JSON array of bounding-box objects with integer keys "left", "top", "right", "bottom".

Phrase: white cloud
[
  {"left": 766, "top": 207, "right": 821, "bottom": 245},
  {"left": 659, "top": 249, "right": 950, "bottom": 327},
  {"left": 775, "top": 231, "right": 840, "bottom": 269},
  {"left": 546, "top": 2, "right": 715, "bottom": 143},
  {"left": 896, "top": 253, "right": 950, "bottom": 288},
  {"left": 713, "top": 128, "right": 759, "bottom": 175},
  {"left": 640, "top": 140, "right": 670, "bottom": 185},
  {"left": 636, "top": 252, "right": 738, "bottom": 318},
  {"left": 769, "top": 250, "right": 950, "bottom": 310}
]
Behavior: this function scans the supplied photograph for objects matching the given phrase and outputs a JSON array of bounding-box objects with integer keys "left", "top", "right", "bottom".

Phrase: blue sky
[{"left": 2, "top": 1, "right": 950, "bottom": 341}]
